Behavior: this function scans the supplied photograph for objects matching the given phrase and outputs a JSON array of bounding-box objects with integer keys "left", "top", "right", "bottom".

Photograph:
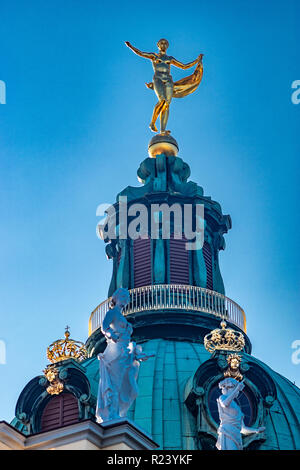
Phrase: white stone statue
[
  {"left": 96, "top": 288, "right": 154, "bottom": 423},
  {"left": 216, "top": 377, "right": 265, "bottom": 450}
]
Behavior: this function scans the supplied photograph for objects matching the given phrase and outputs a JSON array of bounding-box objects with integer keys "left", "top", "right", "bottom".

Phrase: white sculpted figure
[
  {"left": 96, "top": 288, "right": 153, "bottom": 423},
  {"left": 216, "top": 377, "right": 265, "bottom": 450}
]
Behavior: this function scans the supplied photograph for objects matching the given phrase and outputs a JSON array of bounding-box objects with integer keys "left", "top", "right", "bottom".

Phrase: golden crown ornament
[
  {"left": 46, "top": 326, "right": 87, "bottom": 364},
  {"left": 204, "top": 320, "right": 245, "bottom": 353}
]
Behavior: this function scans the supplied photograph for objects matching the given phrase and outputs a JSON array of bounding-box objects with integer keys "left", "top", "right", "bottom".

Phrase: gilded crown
[
  {"left": 204, "top": 320, "right": 245, "bottom": 353},
  {"left": 46, "top": 326, "right": 87, "bottom": 363}
]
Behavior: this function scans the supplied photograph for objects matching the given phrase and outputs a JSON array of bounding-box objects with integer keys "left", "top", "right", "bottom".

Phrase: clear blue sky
[{"left": 0, "top": 0, "right": 299, "bottom": 422}]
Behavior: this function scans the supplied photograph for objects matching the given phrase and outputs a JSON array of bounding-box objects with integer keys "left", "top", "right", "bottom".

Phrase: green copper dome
[{"left": 79, "top": 338, "right": 300, "bottom": 450}]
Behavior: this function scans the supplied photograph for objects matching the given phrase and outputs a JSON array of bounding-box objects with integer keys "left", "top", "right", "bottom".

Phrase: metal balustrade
[{"left": 88, "top": 284, "right": 246, "bottom": 336}]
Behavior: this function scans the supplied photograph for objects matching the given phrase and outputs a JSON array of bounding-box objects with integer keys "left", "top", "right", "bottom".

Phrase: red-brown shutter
[
  {"left": 117, "top": 248, "right": 121, "bottom": 267},
  {"left": 169, "top": 234, "right": 189, "bottom": 285},
  {"left": 133, "top": 237, "right": 151, "bottom": 287},
  {"left": 40, "top": 393, "right": 79, "bottom": 432},
  {"left": 203, "top": 241, "right": 213, "bottom": 290}
]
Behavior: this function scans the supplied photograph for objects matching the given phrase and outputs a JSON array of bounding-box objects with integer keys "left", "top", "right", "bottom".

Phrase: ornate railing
[{"left": 88, "top": 284, "right": 246, "bottom": 336}]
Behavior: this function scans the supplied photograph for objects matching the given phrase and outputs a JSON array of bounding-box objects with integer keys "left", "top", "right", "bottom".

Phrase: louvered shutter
[
  {"left": 133, "top": 237, "right": 152, "bottom": 287},
  {"left": 203, "top": 241, "right": 213, "bottom": 290},
  {"left": 169, "top": 234, "right": 189, "bottom": 285},
  {"left": 40, "top": 393, "right": 79, "bottom": 432},
  {"left": 117, "top": 248, "right": 121, "bottom": 267}
]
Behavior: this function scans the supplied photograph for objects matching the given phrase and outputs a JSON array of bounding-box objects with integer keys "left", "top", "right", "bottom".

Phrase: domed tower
[
  {"left": 83, "top": 137, "right": 300, "bottom": 450},
  {"left": 10, "top": 137, "right": 299, "bottom": 450}
]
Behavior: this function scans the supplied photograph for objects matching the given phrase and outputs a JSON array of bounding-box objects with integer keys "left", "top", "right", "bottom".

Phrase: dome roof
[
  {"left": 82, "top": 338, "right": 300, "bottom": 450},
  {"left": 11, "top": 337, "right": 299, "bottom": 449}
]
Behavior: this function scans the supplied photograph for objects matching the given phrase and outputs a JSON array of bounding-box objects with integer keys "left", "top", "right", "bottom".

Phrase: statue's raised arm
[{"left": 125, "top": 41, "right": 156, "bottom": 60}]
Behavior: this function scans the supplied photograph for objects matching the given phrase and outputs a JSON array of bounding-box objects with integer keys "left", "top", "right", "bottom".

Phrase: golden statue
[{"left": 125, "top": 39, "right": 203, "bottom": 135}]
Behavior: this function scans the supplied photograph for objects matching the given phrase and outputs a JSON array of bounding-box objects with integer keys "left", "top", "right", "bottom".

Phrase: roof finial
[{"left": 65, "top": 325, "right": 70, "bottom": 339}]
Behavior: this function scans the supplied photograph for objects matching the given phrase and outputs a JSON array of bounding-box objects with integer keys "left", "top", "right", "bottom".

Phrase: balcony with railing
[{"left": 88, "top": 284, "right": 246, "bottom": 336}]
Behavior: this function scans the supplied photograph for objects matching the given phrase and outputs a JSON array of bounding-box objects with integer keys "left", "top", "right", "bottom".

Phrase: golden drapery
[{"left": 146, "top": 60, "right": 203, "bottom": 98}]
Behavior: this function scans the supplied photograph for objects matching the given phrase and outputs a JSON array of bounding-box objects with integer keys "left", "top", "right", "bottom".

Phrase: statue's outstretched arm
[
  {"left": 241, "top": 420, "right": 265, "bottom": 435},
  {"left": 171, "top": 54, "right": 203, "bottom": 70},
  {"left": 125, "top": 41, "right": 155, "bottom": 60}
]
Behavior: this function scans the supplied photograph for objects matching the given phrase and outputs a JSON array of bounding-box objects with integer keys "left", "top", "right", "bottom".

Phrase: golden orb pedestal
[{"left": 148, "top": 134, "right": 179, "bottom": 158}]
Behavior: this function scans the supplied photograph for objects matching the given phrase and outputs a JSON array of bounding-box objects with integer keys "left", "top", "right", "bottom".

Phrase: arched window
[
  {"left": 133, "top": 237, "right": 152, "bottom": 287},
  {"left": 169, "top": 234, "right": 189, "bottom": 285},
  {"left": 40, "top": 392, "right": 79, "bottom": 432},
  {"left": 203, "top": 241, "right": 213, "bottom": 290}
]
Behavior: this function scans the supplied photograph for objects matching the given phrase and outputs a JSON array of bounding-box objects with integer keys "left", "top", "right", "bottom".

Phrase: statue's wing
[{"left": 172, "top": 60, "right": 203, "bottom": 98}]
